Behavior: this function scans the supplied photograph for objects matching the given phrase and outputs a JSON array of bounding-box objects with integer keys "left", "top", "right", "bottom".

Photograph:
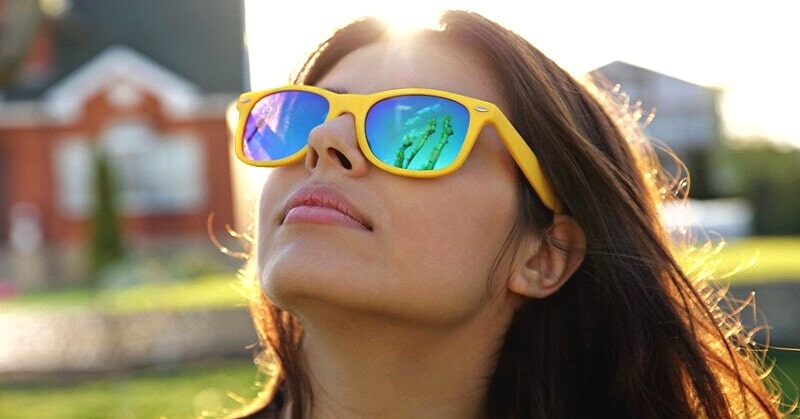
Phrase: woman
[{"left": 229, "top": 9, "right": 788, "bottom": 418}]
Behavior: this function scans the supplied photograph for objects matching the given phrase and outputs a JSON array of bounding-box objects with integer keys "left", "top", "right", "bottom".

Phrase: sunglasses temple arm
[{"left": 492, "top": 117, "right": 563, "bottom": 213}]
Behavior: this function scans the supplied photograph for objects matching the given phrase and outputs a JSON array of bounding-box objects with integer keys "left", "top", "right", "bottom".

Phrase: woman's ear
[{"left": 508, "top": 214, "right": 586, "bottom": 298}]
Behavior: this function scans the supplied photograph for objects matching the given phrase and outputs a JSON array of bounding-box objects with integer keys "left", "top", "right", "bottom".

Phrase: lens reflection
[
  {"left": 243, "top": 91, "right": 329, "bottom": 161},
  {"left": 366, "top": 95, "right": 469, "bottom": 171}
]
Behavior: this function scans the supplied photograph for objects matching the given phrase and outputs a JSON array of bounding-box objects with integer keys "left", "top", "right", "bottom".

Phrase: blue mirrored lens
[
  {"left": 366, "top": 95, "right": 469, "bottom": 171},
  {"left": 243, "top": 91, "right": 329, "bottom": 161}
]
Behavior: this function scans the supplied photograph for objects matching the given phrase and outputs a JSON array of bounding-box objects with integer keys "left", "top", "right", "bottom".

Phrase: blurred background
[{"left": 0, "top": 0, "right": 798, "bottom": 417}]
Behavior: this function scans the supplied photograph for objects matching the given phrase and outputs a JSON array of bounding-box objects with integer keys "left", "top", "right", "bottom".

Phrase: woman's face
[{"left": 257, "top": 35, "right": 523, "bottom": 328}]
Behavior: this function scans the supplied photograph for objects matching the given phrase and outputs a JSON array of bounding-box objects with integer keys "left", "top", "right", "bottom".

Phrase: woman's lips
[{"left": 283, "top": 186, "right": 371, "bottom": 230}]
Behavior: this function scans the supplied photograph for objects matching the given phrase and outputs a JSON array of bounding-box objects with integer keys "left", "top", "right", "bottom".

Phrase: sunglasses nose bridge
[
  {"left": 324, "top": 95, "right": 369, "bottom": 123},
  {"left": 323, "top": 98, "right": 372, "bottom": 149}
]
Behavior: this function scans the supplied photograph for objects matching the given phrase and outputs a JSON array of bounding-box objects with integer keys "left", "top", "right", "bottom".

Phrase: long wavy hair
[{"left": 233, "top": 10, "right": 789, "bottom": 418}]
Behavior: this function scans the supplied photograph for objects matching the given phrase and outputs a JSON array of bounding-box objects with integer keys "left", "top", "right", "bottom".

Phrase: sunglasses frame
[{"left": 234, "top": 85, "right": 562, "bottom": 213}]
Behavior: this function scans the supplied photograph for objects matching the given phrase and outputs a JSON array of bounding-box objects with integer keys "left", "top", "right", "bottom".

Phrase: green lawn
[
  {"left": 712, "top": 236, "right": 800, "bottom": 284},
  {"left": 0, "top": 358, "right": 264, "bottom": 419},
  {"left": 0, "top": 273, "right": 248, "bottom": 313},
  {"left": 771, "top": 351, "right": 800, "bottom": 415}
]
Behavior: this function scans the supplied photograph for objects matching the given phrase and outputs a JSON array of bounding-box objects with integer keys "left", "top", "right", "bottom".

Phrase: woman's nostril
[
  {"left": 308, "top": 149, "right": 319, "bottom": 168},
  {"left": 329, "top": 148, "right": 352, "bottom": 170}
]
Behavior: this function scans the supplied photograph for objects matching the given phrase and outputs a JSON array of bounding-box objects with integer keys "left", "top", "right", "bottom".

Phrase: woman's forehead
[{"left": 317, "top": 35, "right": 505, "bottom": 106}]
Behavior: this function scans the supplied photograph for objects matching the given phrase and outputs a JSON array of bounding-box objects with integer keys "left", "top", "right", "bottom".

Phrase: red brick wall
[
  {"left": 0, "top": 88, "right": 234, "bottom": 246},
  {"left": 0, "top": 125, "right": 55, "bottom": 244}
]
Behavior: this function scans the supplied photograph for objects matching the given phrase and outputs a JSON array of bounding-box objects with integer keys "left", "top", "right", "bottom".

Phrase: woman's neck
[{"left": 288, "top": 306, "right": 513, "bottom": 419}]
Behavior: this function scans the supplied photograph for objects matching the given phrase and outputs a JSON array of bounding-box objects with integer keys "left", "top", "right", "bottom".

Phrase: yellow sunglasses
[{"left": 234, "top": 85, "right": 562, "bottom": 213}]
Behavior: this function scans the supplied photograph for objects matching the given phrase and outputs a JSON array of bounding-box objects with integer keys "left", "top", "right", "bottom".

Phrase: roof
[
  {"left": 0, "top": 45, "right": 234, "bottom": 127},
  {"left": 5, "top": 0, "right": 244, "bottom": 100},
  {"left": 594, "top": 60, "right": 710, "bottom": 90},
  {"left": 591, "top": 60, "right": 721, "bottom": 150},
  {"left": 43, "top": 45, "right": 201, "bottom": 123}
]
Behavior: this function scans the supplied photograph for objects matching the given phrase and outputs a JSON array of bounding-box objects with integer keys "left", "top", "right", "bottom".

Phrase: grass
[
  {"left": 714, "top": 236, "right": 800, "bottom": 284},
  {"left": 679, "top": 236, "right": 800, "bottom": 285},
  {"left": 771, "top": 350, "right": 800, "bottom": 414},
  {"left": 0, "top": 273, "right": 263, "bottom": 418},
  {"left": 0, "top": 358, "right": 265, "bottom": 419},
  {"left": 0, "top": 273, "right": 249, "bottom": 313}
]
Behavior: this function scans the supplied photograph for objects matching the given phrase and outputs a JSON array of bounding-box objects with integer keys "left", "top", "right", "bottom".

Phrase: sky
[{"left": 244, "top": 0, "right": 800, "bottom": 147}]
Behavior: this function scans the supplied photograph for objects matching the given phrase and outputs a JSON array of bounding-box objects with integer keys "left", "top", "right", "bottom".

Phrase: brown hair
[{"left": 235, "top": 10, "right": 788, "bottom": 418}]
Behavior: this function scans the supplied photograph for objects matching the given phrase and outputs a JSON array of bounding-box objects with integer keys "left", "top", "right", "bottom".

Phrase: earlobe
[
  {"left": 508, "top": 267, "right": 540, "bottom": 296},
  {"left": 508, "top": 214, "right": 586, "bottom": 299}
]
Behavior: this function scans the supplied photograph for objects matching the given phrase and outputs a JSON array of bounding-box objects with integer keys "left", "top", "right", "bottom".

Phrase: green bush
[
  {"left": 0, "top": 359, "right": 263, "bottom": 419},
  {"left": 714, "top": 142, "right": 800, "bottom": 235},
  {"left": 89, "top": 149, "right": 125, "bottom": 284}
]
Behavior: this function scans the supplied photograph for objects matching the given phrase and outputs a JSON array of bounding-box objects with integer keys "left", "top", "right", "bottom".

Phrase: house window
[
  {"left": 54, "top": 121, "right": 206, "bottom": 217},
  {"left": 54, "top": 136, "right": 94, "bottom": 216}
]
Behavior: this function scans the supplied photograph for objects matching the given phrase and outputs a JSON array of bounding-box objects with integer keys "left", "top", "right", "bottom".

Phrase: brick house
[
  {"left": 0, "top": 0, "right": 245, "bottom": 289},
  {"left": 0, "top": 45, "right": 238, "bottom": 288}
]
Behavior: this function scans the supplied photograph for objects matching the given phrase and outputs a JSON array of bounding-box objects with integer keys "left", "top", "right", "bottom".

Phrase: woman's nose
[{"left": 304, "top": 114, "right": 369, "bottom": 177}]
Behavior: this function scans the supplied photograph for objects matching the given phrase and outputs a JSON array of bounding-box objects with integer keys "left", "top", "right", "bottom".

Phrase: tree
[
  {"left": 0, "top": 1, "right": 42, "bottom": 89},
  {"left": 88, "top": 148, "right": 124, "bottom": 283},
  {"left": 717, "top": 141, "right": 800, "bottom": 235}
]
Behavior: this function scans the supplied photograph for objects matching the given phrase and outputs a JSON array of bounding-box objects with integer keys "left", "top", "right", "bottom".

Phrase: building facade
[
  {"left": 594, "top": 61, "right": 722, "bottom": 154},
  {"left": 0, "top": 0, "right": 245, "bottom": 290},
  {"left": 0, "top": 46, "right": 238, "bottom": 288}
]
